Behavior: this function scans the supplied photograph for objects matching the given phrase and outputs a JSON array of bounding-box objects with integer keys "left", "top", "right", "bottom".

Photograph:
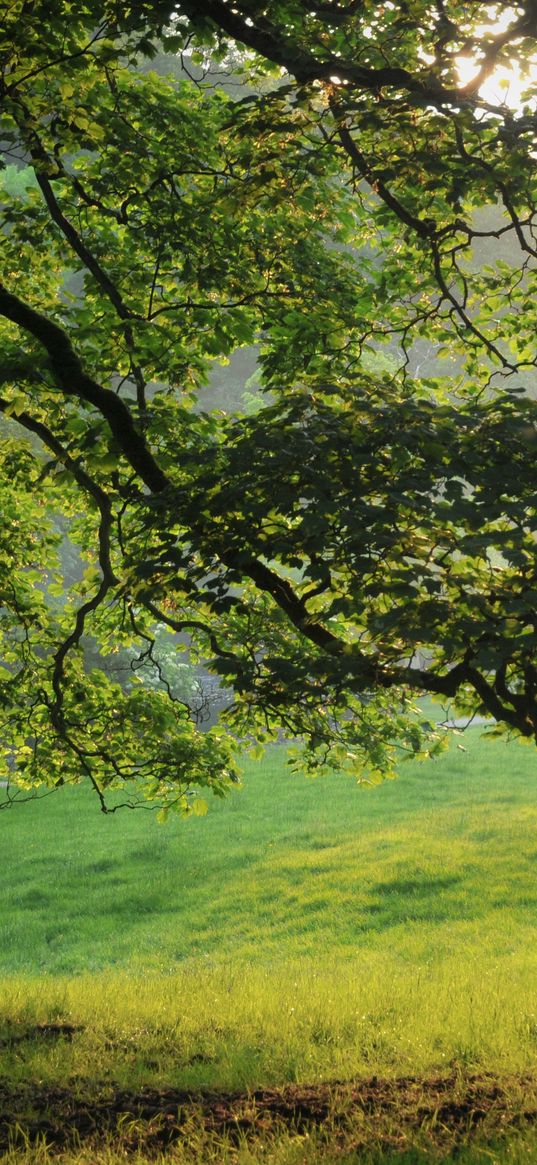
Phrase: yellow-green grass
[
  {"left": 3, "top": 730, "right": 537, "bottom": 1165},
  {"left": 3, "top": 730, "right": 537, "bottom": 979},
  {"left": 1, "top": 730, "right": 537, "bottom": 1095},
  {"left": 2, "top": 951, "right": 537, "bottom": 1089},
  {"left": 5, "top": 1124, "right": 537, "bottom": 1165}
]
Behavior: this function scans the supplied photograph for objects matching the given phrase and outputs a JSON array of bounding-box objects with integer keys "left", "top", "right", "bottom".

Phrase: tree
[{"left": 2, "top": 1, "right": 537, "bottom": 812}]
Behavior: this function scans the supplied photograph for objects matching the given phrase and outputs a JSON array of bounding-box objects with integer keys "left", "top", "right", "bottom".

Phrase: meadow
[{"left": 2, "top": 727, "right": 537, "bottom": 1161}]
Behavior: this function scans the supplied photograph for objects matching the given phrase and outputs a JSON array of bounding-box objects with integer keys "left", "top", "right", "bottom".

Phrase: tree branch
[
  {"left": 180, "top": 0, "right": 488, "bottom": 109},
  {"left": 35, "top": 173, "right": 139, "bottom": 321},
  {"left": 0, "top": 285, "right": 169, "bottom": 493},
  {"left": 0, "top": 395, "right": 118, "bottom": 587}
]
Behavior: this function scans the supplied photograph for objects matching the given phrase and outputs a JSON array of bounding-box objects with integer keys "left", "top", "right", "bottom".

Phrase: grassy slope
[
  {"left": 2, "top": 729, "right": 537, "bottom": 975},
  {"left": 1, "top": 730, "right": 537, "bottom": 1095},
  {"left": 3, "top": 731, "right": 537, "bottom": 1161}
]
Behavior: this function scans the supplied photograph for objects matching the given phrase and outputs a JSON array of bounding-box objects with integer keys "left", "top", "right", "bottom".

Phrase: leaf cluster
[{"left": 3, "top": 2, "right": 537, "bottom": 810}]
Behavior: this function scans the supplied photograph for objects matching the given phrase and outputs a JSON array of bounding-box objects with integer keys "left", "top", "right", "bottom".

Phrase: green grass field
[{"left": 2, "top": 729, "right": 537, "bottom": 1161}]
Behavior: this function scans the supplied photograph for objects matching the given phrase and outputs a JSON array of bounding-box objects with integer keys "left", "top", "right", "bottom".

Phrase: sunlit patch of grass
[
  {"left": 1, "top": 948, "right": 537, "bottom": 1090},
  {"left": 2, "top": 732, "right": 537, "bottom": 1159},
  {"left": 0, "top": 733, "right": 537, "bottom": 1085},
  {"left": 1, "top": 731, "right": 537, "bottom": 975}
]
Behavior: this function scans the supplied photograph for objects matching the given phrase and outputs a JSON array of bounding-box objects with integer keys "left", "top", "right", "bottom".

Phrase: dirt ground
[{"left": 2, "top": 1071, "right": 537, "bottom": 1155}]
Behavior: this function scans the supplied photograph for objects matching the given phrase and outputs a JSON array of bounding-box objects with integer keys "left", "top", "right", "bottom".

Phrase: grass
[
  {"left": 2, "top": 728, "right": 537, "bottom": 1160},
  {"left": 6, "top": 1123, "right": 537, "bottom": 1165},
  {"left": 2, "top": 728, "right": 537, "bottom": 1009},
  {"left": 3, "top": 728, "right": 537, "bottom": 977}
]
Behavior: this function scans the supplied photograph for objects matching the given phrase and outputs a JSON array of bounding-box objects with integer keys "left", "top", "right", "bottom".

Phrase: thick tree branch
[
  {"left": 180, "top": 0, "right": 494, "bottom": 109},
  {"left": 35, "top": 173, "right": 139, "bottom": 322},
  {"left": 2, "top": 294, "right": 534, "bottom": 739},
  {"left": 0, "top": 285, "right": 169, "bottom": 493}
]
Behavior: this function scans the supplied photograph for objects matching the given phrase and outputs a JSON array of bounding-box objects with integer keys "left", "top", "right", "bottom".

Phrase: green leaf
[{"left": 192, "top": 797, "right": 209, "bottom": 817}]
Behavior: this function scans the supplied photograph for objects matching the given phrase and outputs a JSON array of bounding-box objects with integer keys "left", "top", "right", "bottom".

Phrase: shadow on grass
[{"left": 363, "top": 873, "right": 472, "bottom": 927}]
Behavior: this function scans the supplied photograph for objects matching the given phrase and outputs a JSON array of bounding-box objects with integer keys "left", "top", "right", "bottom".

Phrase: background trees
[{"left": 2, "top": 2, "right": 537, "bottom": 809}]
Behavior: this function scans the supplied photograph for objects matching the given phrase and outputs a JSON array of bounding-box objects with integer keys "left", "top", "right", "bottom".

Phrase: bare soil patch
[{"left": 1, "top": 1072, "right": 537, "bottom": 1156}]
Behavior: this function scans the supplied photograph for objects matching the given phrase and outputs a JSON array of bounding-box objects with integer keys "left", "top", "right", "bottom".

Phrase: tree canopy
[{"left": 2, "top": 1, "right": 537, "bottom": 811}]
